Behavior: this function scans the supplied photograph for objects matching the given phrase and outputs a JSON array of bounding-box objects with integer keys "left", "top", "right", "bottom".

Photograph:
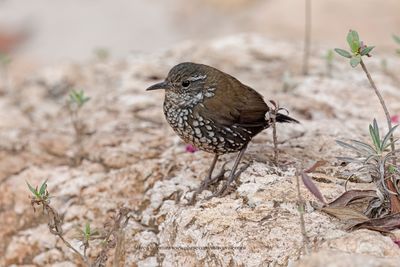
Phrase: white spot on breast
[{"left": 204, "top": 92, "right": 215, "bottom": 97}]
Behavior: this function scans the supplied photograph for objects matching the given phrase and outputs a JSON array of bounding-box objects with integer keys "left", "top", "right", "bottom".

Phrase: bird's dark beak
[{"left": 146, "top": 81, "right": 171, "bottom": 91}]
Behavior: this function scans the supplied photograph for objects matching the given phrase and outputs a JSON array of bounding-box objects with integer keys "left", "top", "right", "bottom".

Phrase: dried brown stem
[
  {"left": 302, "top": 0, "right": 311, "bottom": 75},
  {"left": 93, "top": 208, "right": 131, "bottom": 267},
  {"left": 296, "top": 173, "right": 310, "bottom": 254},
  {"left": 69, "top": 107, "right": 86, "bottom": 165},
  {"left": 271, "top": 108, "right": 278, "bottom": 166},
  {"left": 32, "top": 199, "right": 90, "bottom": 266}
]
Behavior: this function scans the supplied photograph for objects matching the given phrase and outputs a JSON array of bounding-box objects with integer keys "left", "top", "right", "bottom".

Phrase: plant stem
[
  {"left": 360, "top": 60, "right": 395, "bottom": 158},
  {"left": 45, "top": 204, "right": 90, "bottom": 266},
  {"left": 302, "top": 0, "right": 311, "bottom": 75},
  {"left": 272, "top": 109, "right": 278, "bottom": 166},
  {"left": 296, "top": 173, "right": 310, "bottom": 254},
  {"left": 59, "top": 234, "right": 90, "bottom": 265},
  {"left": 360, "top": 59, "right": 400, "bottom": 213}
]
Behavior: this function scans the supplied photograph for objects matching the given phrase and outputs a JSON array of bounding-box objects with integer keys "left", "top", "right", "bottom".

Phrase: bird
[{"left": 146, "top": 62, "right": 298, "bottom": 200}]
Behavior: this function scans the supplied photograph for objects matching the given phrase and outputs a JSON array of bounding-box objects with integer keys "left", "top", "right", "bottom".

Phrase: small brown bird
[{"left": 146, "top": 62, "right": 298, "bottom": 200}]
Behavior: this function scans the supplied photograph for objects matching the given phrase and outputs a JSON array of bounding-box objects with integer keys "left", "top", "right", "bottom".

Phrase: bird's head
[{"left": 146, "top": 62, "right": 217, "bottom": 106}]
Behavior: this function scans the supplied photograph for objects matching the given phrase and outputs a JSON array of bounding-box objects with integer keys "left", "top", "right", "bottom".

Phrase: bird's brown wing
[{"left": 195, "top": 75, "right": 269, "bottom": 128}]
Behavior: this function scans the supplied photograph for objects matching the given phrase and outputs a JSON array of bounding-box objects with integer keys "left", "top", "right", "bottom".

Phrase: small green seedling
[
  {"left": 77, "top": 222, "right": 100, "bottom": 244},
  {"left": 393, "top": 35, "right": 400, "bottom": 55},
  {"left": 69, "top": 90, "right": 90, "bottom": 108},
  {"left": 381, "top": 58, "right": 388, "bottom": 72},
  {"left": 26, "top": 180, "right": 50, "bottom": 204},
  {"left": 94, "top": 48, "right": 110, "bottom": 61},
  {"left": 74, "top": 222, "right": 101, "bottom": 257},
  {"left": 334, "top": 30, "right": 375, "bottom": 67},
  {"left": 325, "top": 49, "right": 334, "bottom": 76},
  {"left": 326, "top": 49, "right": 334, "bottom": 64},
  {"left": 0, "top": 53, "right": 12, "bottom": 66},
  {"left": 68, "top": 89, "right": 90, "bottom": 165},
  {"left": 282, "top": 70, "right": 295, "bottom": 91},
  {"left": 0, "top": 53, "right": 12, "bottom": 91}
]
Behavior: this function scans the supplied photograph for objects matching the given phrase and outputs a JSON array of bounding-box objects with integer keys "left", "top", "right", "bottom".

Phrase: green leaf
[
  {"left": 348, "top": 139, "right": 376, "bottom": 154},
  {"left": 393, "top": 35, "right": 400, "bottom": 45},
  {"left": 382, "top": 124, "right": 399, "bottom": 150},
  {"left": 326, "top": 50, "right": 334, "bottom": 61},
  {"left": 26, "top": 181, "right": 39, "bottom": 197},
  {"left": 347, "top": 30, "right": 360, "bottom": 53},
  {"left": 0, "top": 53, "right": 12, "bottom": 65},
  {"left": 69, "top": 90, "right": 90, "bottom": 107},
  {"left": 388, "top": 165, "right": 397, "bottom": 174},
  {"left": 373, "top": 119, "right": 380, "bottom": 149},
  {"left": 360, "top": 46, "right": 375, "bottom": 56},
  {"left": 336, "top": 140, "right": 370, "bottom": 155},
  {"left": 350, "top": 55, "right": 361, "bottom": 68},
  {"left": 39, "top": 179, "right": 48, "bottom": 196},
  {"left": 334, "top": 48, "right": 352, "bottom": 58},
  {"left": 373, "top": 119, "right": 380, "bottom": 140},
  {"left": 369, "top": 122, "right": 381, "bottom": 152},
  {"left": 381, "top": 59, "right": 387, "bottom": 69},
  {"left": 85, "top": 222, "right": 91, "bottom": 236}
]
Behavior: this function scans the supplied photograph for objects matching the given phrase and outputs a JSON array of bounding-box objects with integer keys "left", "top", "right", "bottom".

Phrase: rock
[
  {"left": 295, "top": 250, "right": 399, "bottom": 267},
  {"left": 2, "top": 34, "right": 400, "bottom": 266}
]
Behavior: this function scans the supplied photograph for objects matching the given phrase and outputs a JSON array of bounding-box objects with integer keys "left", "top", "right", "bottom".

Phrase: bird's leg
[
  {"left": 189, "top": 154, "right": 219, "bottom": 204},
  {"left": 208, "top": 145, "right": 248, "bottom": 199},
  {"left": 219, "top": 162, "right": 250, "bottom": 197},
  {"left": 207, "top": 162, "right": 228, "bottom": 185},
  {"left": 197, "top": 154, "right": 219, "bottom": 193}
]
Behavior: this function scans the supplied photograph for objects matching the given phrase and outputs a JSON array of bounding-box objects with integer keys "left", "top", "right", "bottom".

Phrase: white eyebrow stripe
[{"left": 187, "top": 75, "right": 207, "bottom": 82}]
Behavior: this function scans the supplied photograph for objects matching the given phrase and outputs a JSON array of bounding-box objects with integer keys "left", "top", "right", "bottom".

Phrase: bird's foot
[
  {"left": 188, "top": 163, "right": 228, "bottom": 205},
  {"left": 206, "top": 162, "right": 250, "bottom": 200}
]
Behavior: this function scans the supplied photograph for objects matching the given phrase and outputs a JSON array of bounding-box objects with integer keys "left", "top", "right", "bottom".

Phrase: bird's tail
[{"left": 276, "top": 113, "right": 299, "bottom": 124}]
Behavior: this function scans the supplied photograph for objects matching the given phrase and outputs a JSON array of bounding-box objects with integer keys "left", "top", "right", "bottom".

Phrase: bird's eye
[{"left": 181, "top": 80, "right": 190, "bottom": 87}]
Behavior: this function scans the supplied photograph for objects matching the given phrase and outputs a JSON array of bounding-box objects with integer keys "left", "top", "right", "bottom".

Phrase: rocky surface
[{"left": 1, "top": 34, "right": 400, "bottom": 266}]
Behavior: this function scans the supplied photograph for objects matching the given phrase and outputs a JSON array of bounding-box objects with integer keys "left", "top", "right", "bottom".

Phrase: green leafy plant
[
  {"left": 334, "top": 30, "right": 374, "bottom": 68},
  {"left": 0, "top": 52, "right": 12, "bottom": 91},
  {"left": 68, "top": 89, "right": 90, "bottom": 165},
  {"left": 325, "top": 49, "right": 334, "bottom": 77},
  {"left": 337, "top": 119, "right": 399, "bottom": 217},
  {"left": 27, "top": 180, "right": 50, "bottom": 206},
  {"left": 27, "top": 180, "right": 90, "bottom": 265},
  {"left": 393, "top": 35, "right": 400, "bottom": 55},
  {"left": 335, "top": 30, "right": 400, "bottom": 214},
  {"left": 93, "top": 47, "right": 110, "bottom": 61},
  {"left": 282, "top": 70, "right": 296, "bottom": 92},
  {"left": 380, "top": 58, "right": 400, "bottom": 86},
  {"left": 69, "top": 89, "right": 90, "bottom": 108},
  {"left": 74, "top": 222, "right": 101, "bottom": 259},
  {"left": 27, "top": 180, "right": 131, "bottom": 266},
  {"left": 0, "top": 53, "right": 12, "bottom": 66}
]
